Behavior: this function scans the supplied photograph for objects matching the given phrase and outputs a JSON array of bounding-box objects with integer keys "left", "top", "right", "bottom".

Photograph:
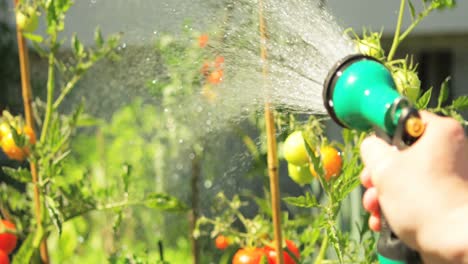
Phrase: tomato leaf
[
  {"left": 22, "top": 32, "right": 43, "bottom": 43},
  {"left": 437, "top": 77, "right": 451, "bottom": 108},
  {"left": 408, "top": 1, "right": 416, "bottom": 20},
  {"left": 2, "top": 167, "right": 32, "bottom": 183},
  {"left": 283, "top": 193, "right": 319, "bottom": 208},
  {"left": 45, "top": 196, "right": 64, "bottom": 235},
  {"left": 416, "top": 87, "right": 432, "bottom": 109},
  {"left": 144, "top": 193, "right": 188, "bottom": 211},
  {"left": 12, "top": 232, "right": 35, "bottom": 264},
  {"left": 451, "top": 96, "right": 468, "bottom": 111}
]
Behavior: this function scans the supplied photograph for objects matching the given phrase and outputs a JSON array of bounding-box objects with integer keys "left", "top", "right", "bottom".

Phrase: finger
[
  {"left": 360, "top": 167, "right": 373, "bottom": 188},
  {"left": 362, "top": 187, "right": 380, "bottom": 214},
  {"left": 368, "top": 214, "right": 381, "bottom": 232},
  {"left": 360, "top": 135, "right": 395, "bottom": 167}
]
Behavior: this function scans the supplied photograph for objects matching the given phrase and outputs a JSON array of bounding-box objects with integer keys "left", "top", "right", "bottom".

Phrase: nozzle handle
[{"left": 375, "top": 106, "right": 424, "bottom": 264}]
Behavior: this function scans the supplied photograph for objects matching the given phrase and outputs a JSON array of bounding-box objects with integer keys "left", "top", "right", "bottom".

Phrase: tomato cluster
[
  {"left": 0, "top": 122, "right": 36, "bottom": 161},
  {"left": 283, "top": 131, "right": 342, "bottom": 185},
  {"left": 0, "top": 220, "right": 18, "bottom": 264},
  {"left": 232, "top": 240, "right": 300, "bottom": 264}
]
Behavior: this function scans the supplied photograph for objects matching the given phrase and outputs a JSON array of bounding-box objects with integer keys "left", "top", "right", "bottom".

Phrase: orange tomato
[
  {"left": 215, "top": 235, "right": 230, "bottom": 250},
  {"left": 208, "top": 69, "right": 223, "bottom": 84},
  {"left": 198, "top": 34, "right": 209, "bottom": 48},
  {"left": 309, "top": 146, "right": 342, "bottom": 181},
  {"left": 0, "top": 125, "right": 35, "bottom": 161},
  {"left": 214, "top": 56, "right": 225, "bottom": 67}
]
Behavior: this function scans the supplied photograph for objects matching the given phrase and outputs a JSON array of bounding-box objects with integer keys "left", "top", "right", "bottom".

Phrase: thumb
[{"left": 360, "top": 135, "right": 397, "bottom": 186}]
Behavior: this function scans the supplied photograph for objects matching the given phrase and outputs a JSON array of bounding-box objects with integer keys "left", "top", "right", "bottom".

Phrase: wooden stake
[
  {"left": 13, "top": 1, "right": 50, "bottom": 263},
  {"left": 258, "top": 1, "right": 284, "bottom": 264}
]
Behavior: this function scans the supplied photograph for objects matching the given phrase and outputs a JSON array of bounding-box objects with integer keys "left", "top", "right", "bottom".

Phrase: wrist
[{"left": 417, "top": 203, "right": 468, "bottom": 263}]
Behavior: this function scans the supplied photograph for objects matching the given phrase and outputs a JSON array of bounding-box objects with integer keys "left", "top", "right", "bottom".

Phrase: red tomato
[
  {"left": 0, "top": 220, "right": 17, "bottom": 254},
  {"left": 215, "top": 235, "right": 230, "bottom": 250},
  {"left": 264, "top": 240, "right": 300, "bottom": 264},
  {"left": 232, "top": 248, "right": 265, "bottom": 264},
  {"left": 0, "top": 250, "right": 9, "bottom": 264}
]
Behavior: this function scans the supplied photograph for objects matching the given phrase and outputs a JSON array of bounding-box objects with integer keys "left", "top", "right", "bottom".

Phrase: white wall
[{"left": 327, "top": 0, "right": 468, "bottom": 35}]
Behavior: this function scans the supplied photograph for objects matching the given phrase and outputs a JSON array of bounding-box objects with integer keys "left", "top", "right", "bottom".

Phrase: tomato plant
[{"left": 0, "top": 220, "right": 17, "bottom": 254}]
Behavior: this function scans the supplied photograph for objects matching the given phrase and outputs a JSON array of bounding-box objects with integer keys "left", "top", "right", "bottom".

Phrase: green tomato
[
  {"left": 355, "top": 33, "right": 384, "bottom": 59},
  {"left": 16, "top": 7, "right": 39, "bottom": 33},
  {"left": 288, "top": 163, "right": 313, "bottom": 186},
  {"left": 283, "top": 131, "right": 309, "bottom": 166},
  {"left": 392, "top": 68, "right": 421, "bottom": 103}
]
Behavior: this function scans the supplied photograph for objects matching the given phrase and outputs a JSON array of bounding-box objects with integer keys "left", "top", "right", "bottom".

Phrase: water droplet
[{"left": 204, "top": 180, "right": 213, "bottom": 189}]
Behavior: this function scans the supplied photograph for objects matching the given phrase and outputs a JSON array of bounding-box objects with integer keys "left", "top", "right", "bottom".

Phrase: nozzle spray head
[{"left": 323, "top": 54, "right": 409, "bottom": 137}]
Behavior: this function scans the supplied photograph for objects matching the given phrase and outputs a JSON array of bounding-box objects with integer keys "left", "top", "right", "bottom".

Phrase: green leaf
[
  {"left": 22, "top": 33, "right": 44, "bottom": 43},
  {"left": 45, "top": 196, "right": 64, "bottom": 235},
  {"left": 2, "top": 167, "right": 32, "bottom": 183},
  {"left": 283, "top": 193, "right": 318, "bottom": 208},
  {"left": 144, "top": 193, "right": 188, "bottom": 211},
  {"left": 416, "top": 87, "right": 433, "bottom": 109},
  {"left": 71, "top": 33, "right": 85, "bottom": 58},
  {"left": 94, "top": 27, "right": 104, "bottom": 48},
  {"left": 408, "top": 1, "right": 416, "bottom": 20},
  {"left": 451, "top": 96, "right": 468, "bottom": 111},
  {"left": 12, "top": 233, "right": 35, "bottom": 264},
  {"left": 437, "top": 77, "right": 451, "bottom": 108}
]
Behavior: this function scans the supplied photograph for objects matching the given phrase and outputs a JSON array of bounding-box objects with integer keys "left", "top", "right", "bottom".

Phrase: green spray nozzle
[{"left": 323, "top": 55, "right": 404, "bottom": 136}]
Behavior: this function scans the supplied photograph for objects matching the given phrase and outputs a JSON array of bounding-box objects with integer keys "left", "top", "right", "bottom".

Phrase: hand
[{"left": 360, "top": 111, "right": 468, "bottom": 263}]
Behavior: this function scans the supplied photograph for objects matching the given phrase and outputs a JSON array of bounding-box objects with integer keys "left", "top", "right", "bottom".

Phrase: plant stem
[
  {"left": 314, "top": 234, "right": 329, "bottom": 264},
  {"left": 14, "top": 0, "right": 49, "bottom": 262},
  {"left": 258, "top": 1, "right": 284, "bottom": 264},
  {"left": 398, "top": 6, "right": 434, "bottom": 43},
  {"left": 53, "top": 74, "right": 82, "bottom": 109},
  {"left": 387, "top": 0, "right": 406, "bottom": 61},
  {"left": 40, "top": 52, "right": 55, "bottom": 143},
  {"left": 190, "top": 154, "right": 200, "bottom": 264}
]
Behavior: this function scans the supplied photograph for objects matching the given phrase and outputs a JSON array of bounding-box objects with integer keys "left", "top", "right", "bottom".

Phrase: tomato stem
[
  {"left": 314, "top": 233, "right": 328, "bottom": 264},
  {"left": 387, "top": 0, "right": 406, "bottom": 61}
]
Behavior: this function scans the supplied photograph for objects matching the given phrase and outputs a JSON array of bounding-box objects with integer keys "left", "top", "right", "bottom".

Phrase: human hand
[{"left": 360, "top": 111, "right": 468, "bottom": 263}]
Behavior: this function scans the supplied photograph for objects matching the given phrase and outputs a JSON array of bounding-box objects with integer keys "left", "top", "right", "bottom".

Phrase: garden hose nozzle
[{"left": 322, "top": 54, "right": 424, "bottom": 264}]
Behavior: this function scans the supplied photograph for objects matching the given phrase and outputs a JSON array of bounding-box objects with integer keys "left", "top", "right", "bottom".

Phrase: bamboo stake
[
  {"left": 13, "top": 1, "right": 50, "bottom": 263},
  {"left": 258, "top": 1, "right": 284, "bottom": 264}
]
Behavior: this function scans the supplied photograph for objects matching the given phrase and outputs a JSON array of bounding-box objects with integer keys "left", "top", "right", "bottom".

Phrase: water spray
[{"left": 323, "top": 54, "right": 424, "bottom": 264}]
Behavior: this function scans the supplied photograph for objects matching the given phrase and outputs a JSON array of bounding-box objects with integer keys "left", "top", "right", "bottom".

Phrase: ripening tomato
[
  {"left": 232, "top": 248, "right": 265, "bottom": 264},
  {"left": 288, "top": 163, "right": 313, "bottom": 186},
  {"left": 0, "top": 220, "right": 17, "bottom": 254},
  {"left": 214, "top": 56, "right": 225, "bottom": 68},
  {"left": 215, "top": 235, "right": 230, "bottom": 250},
  {"left": 264, "top": 240, "right": 300, "bottom": 264},
  {"left": 0, "top": 250, "right": 9, "bottom": 264},
  {"left": 0, "top": 125, "right": 35, "bottom": 161},
  {"left": 198, "top": 34, "right": 209, "bottom": 48},
  {"left": 309, "top": 146, "right": 342, "bottom": 181},
  {"left": 208, "top": 69, "right": 223, "bottom": 84},
  {"left": 16, "top": 7, "right": 39, "bottom": 33},
  {"left": 283, "top": 131, "right": 309, "bottom": 166}
]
